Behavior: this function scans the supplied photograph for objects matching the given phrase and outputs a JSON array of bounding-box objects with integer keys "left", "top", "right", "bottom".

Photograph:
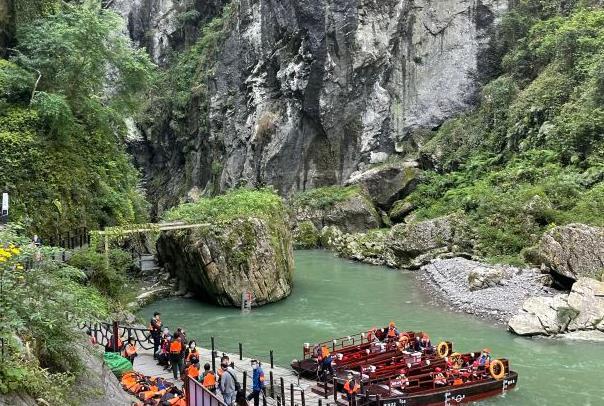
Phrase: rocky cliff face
[{"left": 120, "top": 0, "right": 507, "bottom": 213}]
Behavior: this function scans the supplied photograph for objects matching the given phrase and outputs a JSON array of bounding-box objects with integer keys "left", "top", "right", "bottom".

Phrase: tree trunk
[{"left": 0, "top": 0, "right": 15, "bottom": 58}]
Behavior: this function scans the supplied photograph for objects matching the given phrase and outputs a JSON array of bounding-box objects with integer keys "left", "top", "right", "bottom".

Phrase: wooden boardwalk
[{"left": 133, "top": 345, "right": 336, "bottom": 405}]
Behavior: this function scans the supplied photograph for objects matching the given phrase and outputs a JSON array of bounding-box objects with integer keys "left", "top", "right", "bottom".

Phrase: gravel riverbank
[{"left": 418, "top": 257, "right": 558, "bottom": 324}]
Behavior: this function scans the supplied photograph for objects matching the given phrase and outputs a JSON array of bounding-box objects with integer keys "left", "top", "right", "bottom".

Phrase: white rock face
[{"left": 508, "top": 277, "right": 604, "bottom": 340}]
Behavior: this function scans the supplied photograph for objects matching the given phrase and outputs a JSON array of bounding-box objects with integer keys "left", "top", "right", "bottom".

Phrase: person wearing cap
[
  {"left": 432, "top": 367, "right": 447, "bottom": 386},
  {"left": 246, "top": 359, "right": 265, "bottom": 406},
  {"left": 343, "top": 373, "right": 360, "bottom": 403},
  {"left": 149, "top": 311, "right": 163, "bottom": 359}
]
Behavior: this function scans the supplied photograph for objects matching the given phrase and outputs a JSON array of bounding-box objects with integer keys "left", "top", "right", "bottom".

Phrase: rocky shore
[{"left": 418, "top": 257, "right": 554, "bottom": 323}]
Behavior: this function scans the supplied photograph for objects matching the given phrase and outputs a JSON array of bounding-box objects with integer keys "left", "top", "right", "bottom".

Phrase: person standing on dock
[
  {"left": 343, "top": 373, "right": 360, "bottom": 405},
  {"left": 219, "top": 355, "right": 238, "bottom": 406},
  {"left": 246, "top": 359, "right": 265, "bottom": 406},
  {"left": 201, "top": 363, "right": 217, "bottom": 394},
  {"left": 169, "top": 332, "right": 185, "bottom": 380},
  {"left": 149, "top": 311, "right": 163, "bottom": 359}
]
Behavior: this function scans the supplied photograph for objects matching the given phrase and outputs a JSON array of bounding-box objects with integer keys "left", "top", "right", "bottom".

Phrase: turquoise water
[{"left": 140, "top": 250, "right": 604, "bottom": 405}]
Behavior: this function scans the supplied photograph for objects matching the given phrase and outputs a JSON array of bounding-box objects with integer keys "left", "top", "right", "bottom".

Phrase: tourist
[
  {"left": 169, "top": 332, "right": 185, "bottom": 380},
  {"left": 158, "top": 328, "right": 172, "bottom": 367},
  {"left": 185, "top": 340, "right": 200, "bottom": 366},
  {"left": 397, "top": 334, "right": 411, "bottom": 352},
  {"left": 32, "top": 234, "right": 42, "bottom": 247},
  {"left": 343, "top": 373, "right": 360, "bottom": 404},
  {"left": 123, "top": 336, "right": 138, "bottom": 365},
  {"left": 149, "top": 311, "right": 163, "bottom": 358},
  {"left": 201, "top": 363, "right": 217, "bottom": 393},
  {"left": 185, "top": 356, "right": 201, "bottom": 380},
  {"left": 219, "top": 356, "right": 238, "bottom": 406},
  {"left": 476, "top": 348, "right": 492, "bottom": 368},
  {"left": 318, "top": 345, "right": 333, "bottom": 382},
  {"left": 433, "top": 367, "right": 447, "bottom": 386},
  {"left": 246, "top": 359, "right": 265, "bottom": 406},
  {"left": 419, "top": 333, "right": 432, "bottom": 352},
  {"left": 385, "top": 321, "right": 399, "bottom": 339}
]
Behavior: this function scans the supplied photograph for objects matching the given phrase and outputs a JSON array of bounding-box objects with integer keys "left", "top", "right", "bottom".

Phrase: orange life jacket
[
  {"left": 203, "top": 371, "right": 217, "bottom": 389},
  {"left": 124, "top": 343, "right": 137, "bottom": 357},
  {"left": 186, "top": 365, "right": 200, "bottom": 380},
  {"left": 168, "top": 398, "right": 186, "bottom": 406},
  {"left": 321, "top": 346, "right": 330, "bottom": 359},
  {"left": 169, "top": 339, "right": 183, "bottom": 354},
  {"left": 343, "top": 380, "right": 360, "bottom": 394},
  {"left": 387, "top": 328, "right": 397, "bottom": 338},
  {"left": 186, "top": 350, "right": 199, "bottom": 363}
]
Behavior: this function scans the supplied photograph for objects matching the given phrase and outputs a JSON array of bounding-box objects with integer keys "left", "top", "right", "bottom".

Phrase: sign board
[{"left": 1, "top": 193, "right": 7, "bottom": 224}]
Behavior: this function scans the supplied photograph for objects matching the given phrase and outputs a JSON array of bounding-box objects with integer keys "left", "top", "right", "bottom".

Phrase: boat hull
[{"left": 361, "top": 371, "right": 518, "bottom": 406}]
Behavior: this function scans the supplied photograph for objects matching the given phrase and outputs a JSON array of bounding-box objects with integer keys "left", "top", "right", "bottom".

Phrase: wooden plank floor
[{"left": 132, "top": 346, "right": 336, "bottom": 405}]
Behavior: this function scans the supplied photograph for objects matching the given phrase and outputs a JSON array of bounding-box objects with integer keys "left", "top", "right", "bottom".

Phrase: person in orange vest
[
  {"left": 149, "top": 312, "right": 163, "bottom": 359},
  {"left": 200, "top": 363, "right": 217, "bottom": 393},
  {"left": 123, "top": 337, "right": 138, "bottom": 365},
  {"left": 385, "top": 321, "right": 399, "bottom": 339},
  {"left": 343, "top": 373, "right": 360, "bottom": 404},
  {"left": 169, "top": 332, "right": 185, "bottom": 380},
  {"left": 185, "top": 356, "right": 201, "bottom": 380},
  {"left": 184, "top": 340, "right": 200, "bottom": 366}
]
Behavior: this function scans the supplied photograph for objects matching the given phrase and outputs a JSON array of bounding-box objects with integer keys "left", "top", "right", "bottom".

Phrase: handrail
[
  {"left": 80, "top": 320, "right": 154, "bottom": 350},
  {"left": 187, "top": 376, "right": 227, "bottom": 406}
]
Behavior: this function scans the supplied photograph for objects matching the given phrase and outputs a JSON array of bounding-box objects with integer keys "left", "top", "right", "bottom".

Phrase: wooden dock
[{"left": 133, "top": 345, "right": 337, "bottom": 406}]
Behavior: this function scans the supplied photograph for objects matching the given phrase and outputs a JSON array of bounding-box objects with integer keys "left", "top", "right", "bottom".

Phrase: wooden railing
[{"left": 187, "top": 377, "right": 227, "bottom": 406}]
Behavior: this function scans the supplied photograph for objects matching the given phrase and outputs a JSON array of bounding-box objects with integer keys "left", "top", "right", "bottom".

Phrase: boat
[
  {"left": 357, "top": 353, "right": 518, "bottom": 405},
  {"left": 295, "top": 327, "right": 518, "bottom": 405}
]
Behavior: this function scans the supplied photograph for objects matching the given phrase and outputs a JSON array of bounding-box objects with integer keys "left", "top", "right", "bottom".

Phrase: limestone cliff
[{"left": 119, "top": 0, "right": 507, "bottom": 214}]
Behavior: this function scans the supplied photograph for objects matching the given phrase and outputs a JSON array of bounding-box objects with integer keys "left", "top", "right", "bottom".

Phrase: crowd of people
[{"left": 148, "top": 311, "right": 266, "bottom": 406}]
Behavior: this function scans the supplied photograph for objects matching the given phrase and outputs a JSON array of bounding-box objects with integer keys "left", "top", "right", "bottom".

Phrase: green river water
[{"left": 140, "top": 250, "right": 604, "bottom": 406}]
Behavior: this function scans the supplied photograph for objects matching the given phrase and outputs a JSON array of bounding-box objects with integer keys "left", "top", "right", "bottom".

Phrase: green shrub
[
  {"left": 292, "top": 185, "right": 363, "bottom": 210},
  {"left": 164, "top": 188, "right": 285, "bottom": 224},
  {"left": 68, "top": 248, "right": 131, "bottom": 300},
  {"left": 295, "top": 221, "right": 320, "bottom": 249},
  {"left": 0, "top": 226, "right": 109, "bottom": 404}
]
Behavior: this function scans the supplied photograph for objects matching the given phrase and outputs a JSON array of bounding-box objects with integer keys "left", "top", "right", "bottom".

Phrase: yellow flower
[
  {"left": 11, "top": 247, "right": 20, "bottom": 255},
  {"left": 16, "top": 264, "right": 24, "bottom": 270},
  {"left": 0, "top": 256, "right": 6, "bottom": 263}
]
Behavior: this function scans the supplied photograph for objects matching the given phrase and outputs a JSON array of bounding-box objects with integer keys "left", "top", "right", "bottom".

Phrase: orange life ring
[
  {"left": 489, "top": 359, "right": 506, "bottom": 380},
  {"left": 437, "top": 341, "right": 450, "bottom": 358}
]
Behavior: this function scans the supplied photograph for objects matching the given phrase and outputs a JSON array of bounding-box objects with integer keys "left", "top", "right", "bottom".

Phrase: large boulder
[
  {"left": 467, "top": 266, "right": 505, "bottom": 291},
  {"left": 158, "top": 191, "right": 295, "bottom": 306},
  {"left": 536, "top": 224, "right": 604, "bottom": 282},
  {"left": 566, "top": 277, "right": 604, "bottom": 331},
  {"left": 388, "top": 214, "right": 471, "bottom": 266},
  {"left": 508, "top": 277, "right": 604, "bottom": 338},
  {"left": 319, "top": 226, "right": 398, "bottom": 268},
  {"left": 292, "top": 186, "right": 381, "bottom": 237},
  {"left": 158, "top": 216, "right": 294, "bottom": 307},
  {"left": 346, "top": 161, "right": 421, "bottom": 210}
]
